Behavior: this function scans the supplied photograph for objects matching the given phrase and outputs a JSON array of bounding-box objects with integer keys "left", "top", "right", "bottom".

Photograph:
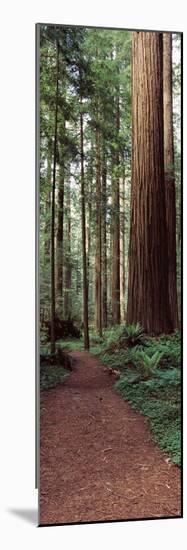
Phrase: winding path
[{"left": 40, "top": 351, "right": 181, "bottom": 525}]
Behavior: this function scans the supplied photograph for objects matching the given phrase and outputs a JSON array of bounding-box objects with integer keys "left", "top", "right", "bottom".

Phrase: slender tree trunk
[
  {"left": 127, "top": 31, "right": 172, "bottom": 334},
  {"left": 163, "top": 33, "right": 179, "bottom": 328},
  {"left": 76, "top": 241, "right": 81, "bottom": 295},
  {"left": 87, "top": 175, "right": 92, "bottom": 297},
  {"left": 95, "top": 125, "right": 102, "bottom": 336},
  {"left": 120, "top": 166, "right": 125, "bottom": 322},
  {"left": 108, "top": 200, "right": 113, "bottom": 320},
  {"left": 80, "top": 94, "right": 89, "bottom": 349},
  {"left": 51, "top": 40, "right": 60, "bottom": 353},
  {"left": 64, "top": 181, "right": 71, "bottom": 319},
  {"left": 102, "top": 146, "right": 107, "bottom": 327},
  {"left": 56, "top": 156, "right": 65, "bottom": 316},
  {"left": 44, "top": 148, "right": 52, "bottom": 262},
  {"left": 111, "top": 94, "right": 120, "bottom": 325}
]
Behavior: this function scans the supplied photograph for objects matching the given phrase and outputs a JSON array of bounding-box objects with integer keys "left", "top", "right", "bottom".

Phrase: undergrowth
[
  {"left": 40, "top": 364, "right": 69, "bottom": 390},
  {"left": 92, "top": 326, "right": 181, "bottom": 465},
  {"left": 115, "top": 367, "right": 181, "bottom": 465},
  {"left": 57, "top": 339, "right": 85, "bottom": 352}
]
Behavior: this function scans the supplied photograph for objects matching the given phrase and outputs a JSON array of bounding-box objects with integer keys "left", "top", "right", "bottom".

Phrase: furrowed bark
[{"left": 127, "top": 32, "right": 172, "bottom": 334}]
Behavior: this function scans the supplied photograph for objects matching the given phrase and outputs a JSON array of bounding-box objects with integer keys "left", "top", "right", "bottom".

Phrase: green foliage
[
  {"left": 88, "top": 329, "right": 182, "bottom": 465},
  {"left": 143, "top": 331, "right": 181, "bottom": 368},
  {"left": 89, "top": 326, "right": 125, "bottom": 355},
  {"left": 121, "top": 323, "right": 145, "bottom": 347},
  {"left": 115, "top": 366, "right": 181, "bottom": 465},
  {"left": 40, "top": 365, "right": 69, "bottom": 390},
  {"left": 57, "top": 339, "right": 84, "bottom": 352},
  {"left": 130, "top": 350, "right": 164, "bottom": 379}
]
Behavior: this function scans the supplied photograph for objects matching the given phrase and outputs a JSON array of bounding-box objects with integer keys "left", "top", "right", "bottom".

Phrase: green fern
[
  {"left": 121, "top": 323, "right": 144, "bottom": 347},
  {"left": 132, "top": 350, "right": 164, "bottom": 378}
]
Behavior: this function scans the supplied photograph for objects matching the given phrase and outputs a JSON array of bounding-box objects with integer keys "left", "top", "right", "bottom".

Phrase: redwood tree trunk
[
  {"left": 102, "top": 146, "right": 107, "bottom": 328},
  {"left": 87, "top": 176, "right": 92, "bottom": 297},
  {"left": 127, "top": 32, "right": 172, "bottom": 334},
  {"left": 163, "top": 33, "right": 179, "bottom": 328},
  {"left": 120, "top": 166, "right": 125, "bottom": 322},
  {"left": 111, "top": 94, "right": 120, "bottom": 325},
  {"left": 64, "top": 181, "right": 71, "bottom": 319},
  {"left": 44, "top": 148, "right": 52, "bottom": 262},
  {"left": 95, "top": 125, "right": 102, "bottom": 336},
  {"left": 80, "top": 95, "right": 89, "bottom": 349},
  {"left": 51, "top": 40, "right": 60, "bottom": 353},
  {"left": 56, "top": 159, "right": 64, "bottom": 316}
]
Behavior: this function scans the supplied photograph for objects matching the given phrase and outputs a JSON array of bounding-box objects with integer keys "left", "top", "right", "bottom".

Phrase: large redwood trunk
[
  {"left": 127, "top": 32, "right": 172, "bottom": 334},
  {"left": 163, "top": 33, "right": 179, "bottom": 329}
]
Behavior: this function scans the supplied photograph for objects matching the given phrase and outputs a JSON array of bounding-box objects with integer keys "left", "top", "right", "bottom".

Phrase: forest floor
[{"left": 40, "top": 350, "right": 181, "bottom": 525}]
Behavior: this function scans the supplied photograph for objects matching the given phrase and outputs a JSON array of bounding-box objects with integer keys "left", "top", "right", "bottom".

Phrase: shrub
[
  {"left": 40, "top": 365, "right": 69, "bottom": 390},
  {"left": 143, "top": 332, "right": 181, "bottom": 368},
  {"left": 131, "top": 350, "right": 164, "bottom": 379},
  {"left": 121, "top": 323, "right": 145, "bottom": 347},
  {"left": 115, "top": 366, "right": 181, "bottom": 465}
]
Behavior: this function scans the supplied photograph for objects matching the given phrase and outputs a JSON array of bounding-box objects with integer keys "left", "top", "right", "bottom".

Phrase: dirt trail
[{"left": 40, "top": 351, "right": 181, "bottom": 525}]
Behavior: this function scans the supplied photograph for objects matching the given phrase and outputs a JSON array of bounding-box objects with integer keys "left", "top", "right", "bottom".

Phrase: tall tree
[
  {"left": 120, "top": 164, "right": 125, "bottom": 322},
  {"left": 127, "top": 31, "right": 172, "bottom": 334},
  {"left": 101, "top": 145, "right": 108, "bottom": 327},
  {"left": 80, "top": 76, "right": 90, "bottom": 349},
  {"left": 111, "top": 58, "right": 121, "bottom": 325},
  {"left": 163, "top": 33, "right": 179, "bottom": 328},
  {"left": 56, "top": 159, "right": 65, "bottom": 315},
  {"left": 95, "top": 121, "right": 102, "bottom": 335},
  {"left": 44, "top": 146, "right": 52, "bottom": 262},
  {"left": 64, "top": 180, "right": 72, "bottom": 318},
  {"left": 51, "top": 39, "right": 60, "bottom": 353}
]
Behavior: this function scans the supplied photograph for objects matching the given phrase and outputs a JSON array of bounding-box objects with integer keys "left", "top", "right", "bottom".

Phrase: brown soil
[{"left": 39, "top": 351, "right": 181, "bottom": 525}]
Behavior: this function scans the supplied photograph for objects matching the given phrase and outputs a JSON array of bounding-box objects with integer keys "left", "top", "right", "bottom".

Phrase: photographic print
[{"left": 37, "top": 24, "right": 182, "bottom": 526}]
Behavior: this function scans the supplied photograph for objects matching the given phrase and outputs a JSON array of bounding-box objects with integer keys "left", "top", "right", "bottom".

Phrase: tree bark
[
  {"left": 44, "top": 147, "right": 52, "bottom": 262},
  {"left": 80, "top": 94, "right": 89, "bottom": 349},
  {"left": 64, "top": 181, "right": 71, "bottom": 319},
  {"left": 56, "top": 157, "right": 65, "bottom": 316},
  {"left": 163, "top": 33, "right": 179, "bottom": 328},
  {"left": 120, "top": 165, "right": 125, "bottom": 322},
  {"left": 86, "top": 175, "right": 92, "bottom": 297},
  {"left": 111, "top": 94, "right": 120, "bottom": 325},
  {"left": 51, "top": 40, "right": 60, "bottom": 353},
  {"left": 127, "top": 31, "right": 172, "bottom": 334},
  {"left": 95, "top": 125, "right": 102, "bottom": 335},
  {"left": 102, "top": 146, "right": 107, "bottom": 327}
]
